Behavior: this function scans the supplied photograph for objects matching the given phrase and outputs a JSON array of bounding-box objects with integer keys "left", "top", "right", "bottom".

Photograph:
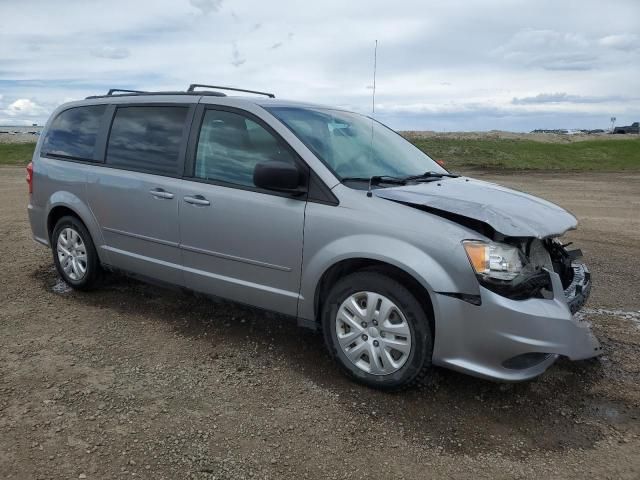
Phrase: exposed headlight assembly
[{"left": 462, "top": 240, "right": 524, "bottom": 281}]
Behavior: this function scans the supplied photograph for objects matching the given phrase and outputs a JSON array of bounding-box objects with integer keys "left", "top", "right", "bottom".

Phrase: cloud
[
  {"left": 230, "top": 41, "right": 245, "bottom": 67},
  {"left": 0, "top": 0, "right": 638, "bottom": 130},
  {"left": 270, "top": 42, "right": 283, "bottom": 50},
  {"left": 598, "top": 34, "right": 639, "bottom": 51},
  {"left": 495, "top": 28, "right": 597, "bottom": 70},
  {"left": 90, "top": 46, "right": 130, "bottom": 59},
  {"left": 540, "top": 56, "right": 596, "bottom": 71},
  {"left": 190, "top": 0, "right": 223, "bottom": 15},
  {"left": 512, "top": 92, "right": 626, "bottom": 104},
  {"left": 3, "top": 98, "right": 47, "bottom": 117}
]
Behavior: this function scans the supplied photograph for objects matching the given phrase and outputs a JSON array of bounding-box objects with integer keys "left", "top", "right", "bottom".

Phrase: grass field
[
  {"left": 0, "top": 143, "right": 37, "bottom": 166},
  {"left": 1, "top": 137, "right": 639, "bottom": 170},
  {"left": 411, "top": 137, "right": 640, "bottom": 171}
]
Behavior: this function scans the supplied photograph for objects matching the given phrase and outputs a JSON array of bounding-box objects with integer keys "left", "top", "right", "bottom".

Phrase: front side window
[
  {"left": 42, "top": 105, "right": 106, "bottom": 161},
  {"left": 194, "top": 109, "right": 297, "bottom": 188},
  {"left": 267, "top": 107, "right": 447, "bottom": 183},
  {"left": 106, "top": 106, "right": 188, "bottom": 176}
]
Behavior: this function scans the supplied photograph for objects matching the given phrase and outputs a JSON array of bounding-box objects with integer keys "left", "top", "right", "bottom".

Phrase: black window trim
[
  {"left": 103, "top": 102, "right": 196, "bottom": 179},
  {"left": 41, "top": 104, "right": 110, "bottom": 163}
]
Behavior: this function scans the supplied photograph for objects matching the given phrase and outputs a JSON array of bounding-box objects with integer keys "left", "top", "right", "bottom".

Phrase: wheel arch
[
  {"left": 47, "top": 205, "right": 81, "bottom": 241},
  {"left": 45, "top": 192, "right": 109, "bottom": 264},
  {"left": 312, "top": 257, "right": 436, "bottom": 338}
]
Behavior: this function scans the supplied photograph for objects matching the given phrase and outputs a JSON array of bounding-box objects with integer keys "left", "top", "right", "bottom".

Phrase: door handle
[
  {"left": 149, "top": 188, "right": 174, "bottom": 199},
  {"left": 184, "top": 195, "right": 210, "bottom": 206}
]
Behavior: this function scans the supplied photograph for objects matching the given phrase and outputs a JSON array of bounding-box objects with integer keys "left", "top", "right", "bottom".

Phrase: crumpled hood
[{"left": 374, "top": 177, "right": 577, "bottom": 238}]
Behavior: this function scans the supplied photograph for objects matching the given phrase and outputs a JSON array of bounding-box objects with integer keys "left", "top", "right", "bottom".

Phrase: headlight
[{"left": 463, "top": 240, "right": 524, "bottom": 281}]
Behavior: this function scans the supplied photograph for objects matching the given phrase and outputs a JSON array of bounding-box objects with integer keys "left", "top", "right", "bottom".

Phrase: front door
[{"left": 179, "top": 106, "right": 306, "bottom": 315}]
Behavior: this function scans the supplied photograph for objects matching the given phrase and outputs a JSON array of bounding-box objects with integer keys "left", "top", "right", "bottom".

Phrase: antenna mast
[{"left": 372, "top": 40, "right": 378, "bottom": 115}]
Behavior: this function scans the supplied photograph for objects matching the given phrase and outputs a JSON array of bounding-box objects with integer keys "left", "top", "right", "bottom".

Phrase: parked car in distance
[
  {"left": 27, "top": 84, "right": 602, "bottom": 390},
  {"left": 613, "top": 122, "right": 639, "bottom": 134}
]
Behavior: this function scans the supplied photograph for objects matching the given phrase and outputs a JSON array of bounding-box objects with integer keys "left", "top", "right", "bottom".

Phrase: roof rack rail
[
  {"left": 85, "top": 90, "right": 228, "bottom": 100},
  {"left": 107, "top": 88, "right": 147, "bottom": 96},
  {"left": 187, "top": 84, "right": 275, "bottom": 98}
]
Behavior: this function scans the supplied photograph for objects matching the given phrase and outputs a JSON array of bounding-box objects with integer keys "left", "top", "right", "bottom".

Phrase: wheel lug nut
[
  {"left": 373, "top": 340, "right": 379, "bottom": 347},
  {"left": 362, "top": 334, "right": 368, "bottom": 341},
  {"left": 372, "top": 320, "right": 378, "bottom": 326},
  {"left": 361, "top": 322, "right": 367, "bottom": 328},
  {"left": 380, "top": 332, "right": 385, "bottom": 338}
]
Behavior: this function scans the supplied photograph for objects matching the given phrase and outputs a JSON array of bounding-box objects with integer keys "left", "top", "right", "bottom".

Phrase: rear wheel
[
  {"left": 52, "top": 216, "right": 102, "bottom": 290},
  {"left": 322, "top": 270, "right": 433, "bottom": 390}
]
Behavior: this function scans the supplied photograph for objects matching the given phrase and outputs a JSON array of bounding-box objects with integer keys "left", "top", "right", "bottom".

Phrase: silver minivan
[{"left": 27, "top": 84, "right": 601, "bottom": 390}]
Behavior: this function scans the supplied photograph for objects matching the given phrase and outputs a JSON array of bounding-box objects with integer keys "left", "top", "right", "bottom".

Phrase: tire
[
  {"left": 51, "top": 215, "right": 102, "bottom": 290},
  {"left": 322, "top": 270, "right": 434, "bottom": 391}
]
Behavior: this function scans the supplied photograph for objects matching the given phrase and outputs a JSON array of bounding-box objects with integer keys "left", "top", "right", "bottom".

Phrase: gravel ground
[{"left": 1, "top": 167, "right": 639, "bottom": 479}]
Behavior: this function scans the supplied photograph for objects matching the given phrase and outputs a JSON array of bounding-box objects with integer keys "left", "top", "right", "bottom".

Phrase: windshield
[{"left": 266, "top": 106, "right": 447, "bottom": 182}]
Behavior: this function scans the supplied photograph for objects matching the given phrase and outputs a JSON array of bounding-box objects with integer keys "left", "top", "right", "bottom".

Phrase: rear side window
[
  {"left": 42, "top": 105, "right": 106, "bottom": 161},
  {"left": 194, "top": 109, "right": 297, "bottom": 187},
  {"left": 106, "top": 106, "right": 188, "bottom": 176}
]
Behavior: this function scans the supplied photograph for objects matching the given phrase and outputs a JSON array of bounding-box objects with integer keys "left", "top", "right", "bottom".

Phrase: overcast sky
[{"left": 1, "top": 0, "right": 638, "bottom": 131}]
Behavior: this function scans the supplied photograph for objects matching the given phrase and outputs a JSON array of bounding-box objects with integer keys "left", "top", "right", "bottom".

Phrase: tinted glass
[
  {"left": 194, "top": 109, "right": 297, "bottom": 188},
  {"left": 106, "top": 106, "right": 188, "bottom": 176},
  {"left": 42, "top": 105, "right": 106, "bottom": 160},
  {"left": 267, "top": 107, "right": 446, "bottom": 182}
]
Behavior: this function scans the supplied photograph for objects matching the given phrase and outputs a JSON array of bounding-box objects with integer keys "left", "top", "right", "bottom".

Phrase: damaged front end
[
  {"left": 372, "top": 177, "right": 592, "bottom": 312},
  {"left": 373, "top": 177, "right": 602, "bottom": 380},
  {"left": 465, "top": 237, "right": 591, "bottom": 314},
  {"left": 432, "top": 236, "right": 601, "bottom": 381}
]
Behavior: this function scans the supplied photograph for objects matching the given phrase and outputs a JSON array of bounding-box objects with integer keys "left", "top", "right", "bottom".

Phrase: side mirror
[{"left": 253, "top": 161, "right": 305, "bottom": 194}]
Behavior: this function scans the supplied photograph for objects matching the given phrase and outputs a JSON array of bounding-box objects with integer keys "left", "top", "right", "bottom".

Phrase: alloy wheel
[{"left": 56, "top": 227, "right": 88, "bottom": 281}]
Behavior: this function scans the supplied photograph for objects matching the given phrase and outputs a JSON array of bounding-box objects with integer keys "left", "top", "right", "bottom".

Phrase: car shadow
[{"left": 38, "top": 266, "right": 637, "bottom": 459}]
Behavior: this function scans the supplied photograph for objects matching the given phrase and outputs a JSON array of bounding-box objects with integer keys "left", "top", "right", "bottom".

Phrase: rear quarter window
[
  {"left": 106, "top": 106, "right": 188, "bottom": 176},
  {"left": 41, "top": 105, "right": 107, "bottom": 161}
]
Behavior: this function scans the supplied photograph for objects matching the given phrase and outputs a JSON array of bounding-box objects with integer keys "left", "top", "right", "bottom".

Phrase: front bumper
[{"left": 432, "top": 263, "right": 602, "bottom": 381}]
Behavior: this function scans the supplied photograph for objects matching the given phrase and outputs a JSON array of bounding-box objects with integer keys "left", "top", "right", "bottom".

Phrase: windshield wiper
[
  {"left": 342, "top": 171, "right": 460, "bottom": 197},
  {"left": 341, "top": 176, "right": 406, "bottom": 185},
  {"left": 402, "top": 171, "right": 460, "bottom": 181},
  {"left": 341, "top": 175, "right": 408, "bottom": 198},
  {"left": 342, "top": 171, "right": 458, "bottom": 186}
]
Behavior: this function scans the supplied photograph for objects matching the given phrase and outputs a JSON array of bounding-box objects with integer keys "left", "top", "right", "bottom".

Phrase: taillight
[{"left": 26, "top": 162, "right": 33, "bottom": 194}]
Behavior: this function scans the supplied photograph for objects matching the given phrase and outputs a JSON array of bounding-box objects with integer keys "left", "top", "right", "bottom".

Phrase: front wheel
[
  {"left": 51, "top": 215, "right": 102, "bottom": 290},
  {"left": 322, "top": 271, "right": 434, "bottom": 391}
]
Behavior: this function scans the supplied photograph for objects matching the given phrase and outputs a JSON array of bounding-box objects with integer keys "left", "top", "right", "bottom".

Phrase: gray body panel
[
  {"left": 178, "top": 181, "right": 305, "bottom": 316},
  {"left": 87, "top": 168, "right": 186, "bottom": 286},
  {"left": 27, "top": 92, "right": 601, "bottom": 383}
]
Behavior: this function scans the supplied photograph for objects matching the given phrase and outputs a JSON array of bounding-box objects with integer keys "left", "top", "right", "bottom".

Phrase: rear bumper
[{"left": 432, "top": 264, "right": 601, "bottom": 381}]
